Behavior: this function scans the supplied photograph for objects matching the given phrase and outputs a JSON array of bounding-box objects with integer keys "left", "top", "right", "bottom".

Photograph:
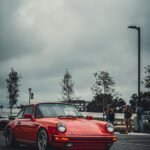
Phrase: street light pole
[
  {"left": 28, "top": 88, "right": 32, "bottom": 104},
  {"left": 128, "top": 25, "right": 141, "bottom": 103}
]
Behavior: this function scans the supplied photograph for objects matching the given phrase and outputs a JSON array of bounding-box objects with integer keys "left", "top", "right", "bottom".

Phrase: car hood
[
  {"left": 63, "top": 119, "right": 105, "bottom": 135},
  {"left": 39, "top": 118, "right": 107, "bottom": 136}
]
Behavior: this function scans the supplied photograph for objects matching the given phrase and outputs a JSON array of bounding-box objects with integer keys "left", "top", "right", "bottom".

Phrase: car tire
[
  {"left": 5, "top": 127, "right": 17, "bottom": 147},
  {"left": 36, "top": 128, "right": 54, "bottom": 150}
]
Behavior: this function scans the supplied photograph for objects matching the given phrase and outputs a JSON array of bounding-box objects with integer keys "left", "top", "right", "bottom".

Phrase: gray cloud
[
  {"left": 0, "top": 0, "right": 46, "bottom": 62},
  {"left": 0, "top": 0, "right": 150, "bottom": 106}
]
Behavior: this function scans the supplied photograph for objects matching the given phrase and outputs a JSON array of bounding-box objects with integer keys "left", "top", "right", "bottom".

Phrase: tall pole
[
  {"left": 28, "top": 88, "right": 32, "bottom": 104},
  {"left": 128, "top": 26, "right": 141, "bottom": 103},
  {"left": 138, "top": 27, "right": 141, "bottom": 103}
]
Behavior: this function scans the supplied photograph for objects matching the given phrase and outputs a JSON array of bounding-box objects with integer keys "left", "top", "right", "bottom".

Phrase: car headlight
[
  {"left": 57, "top": 122, "right": 66, "bottom": 133},
  {"left": 106, "top": 123, "right": 114, "bottom": 133}
]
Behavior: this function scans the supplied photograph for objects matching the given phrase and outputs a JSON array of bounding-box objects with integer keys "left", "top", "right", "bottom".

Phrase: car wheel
[
  {"left": 5, "top": 127, "right": 17, "bottom": 147},
  {"left": 37, "top": 129, "right": 52, "bottom": 150}
]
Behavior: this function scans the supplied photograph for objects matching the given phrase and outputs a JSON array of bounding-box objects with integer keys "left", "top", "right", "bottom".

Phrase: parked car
[
  {"left": 142, "top": 111, "right": 150, "bottom": 131},
  {"left": 143, "top": 111, "right": 150, "bottom": 117},
  {"left": 0, "top": 117, "right": 10, "bottom": 130},
  {"left": 4, "top": 102, "right": 117, "bottom": 150}
]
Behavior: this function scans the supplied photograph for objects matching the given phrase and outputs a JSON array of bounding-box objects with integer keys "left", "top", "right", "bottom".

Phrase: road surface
[
  {"left": 111, "top": 133, "right": 150, "bottom": 150},
  {"left": 0, "top": 131, "right": 150, "bottom": 150}
]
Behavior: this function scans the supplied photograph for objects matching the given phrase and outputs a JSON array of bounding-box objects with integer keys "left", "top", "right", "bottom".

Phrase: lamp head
[{"left": 128, "top": 26, "right": 140, "bottom": 30}]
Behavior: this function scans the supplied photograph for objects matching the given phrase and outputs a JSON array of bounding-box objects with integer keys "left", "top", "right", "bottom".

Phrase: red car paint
[{"left": 6, "top": 103, "right": 117, "bottom": 150}]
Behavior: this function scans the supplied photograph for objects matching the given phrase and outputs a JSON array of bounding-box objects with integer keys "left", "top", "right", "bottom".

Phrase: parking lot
[
  {"left": 111, "top": 133, "right": 150, "bottom": 150},
  {"left": 0, "top": 131, "right": 150, "bottom": 150}
]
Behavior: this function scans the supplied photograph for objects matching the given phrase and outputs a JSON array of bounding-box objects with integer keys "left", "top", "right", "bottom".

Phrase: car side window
[
  {"left": 24, "top": 106, "right": 34, "bottom": 116},
  {"left": 36, "top": 106, "right": 43, "bottom": 118},
  {"left": 17, "top": 109, "right": 24, "bottom": 119}
]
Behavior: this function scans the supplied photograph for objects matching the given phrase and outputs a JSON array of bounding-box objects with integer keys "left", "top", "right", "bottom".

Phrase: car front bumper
[{"left": 51, "top": 135, "right": 117, "bottom": 150}]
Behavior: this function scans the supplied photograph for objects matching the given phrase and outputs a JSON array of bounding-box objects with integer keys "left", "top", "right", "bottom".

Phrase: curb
[{"left": 114, "top": 132, "right": 150, "bottom": 136}]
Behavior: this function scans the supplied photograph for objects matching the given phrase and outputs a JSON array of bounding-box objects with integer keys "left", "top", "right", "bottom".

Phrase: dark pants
[
  {"left": 125, "top": 118, "right": 132, "bottom": 132},
  {"left": 137, "top": 118, "right": 143, "bottom": 132}
]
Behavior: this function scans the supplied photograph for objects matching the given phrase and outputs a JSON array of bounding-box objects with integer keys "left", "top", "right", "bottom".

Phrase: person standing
[
  {"left": 124, "top": 105, "right": 132, "bottom": 133},
  {"left": 108, "top": 108, "right": 115, "bottom": 125},
  {"left": 136, "top": 103, "right": 144, "bottom": 132},
  {"left": 103, "top": 108, "right": 107, "bottom": 121}
]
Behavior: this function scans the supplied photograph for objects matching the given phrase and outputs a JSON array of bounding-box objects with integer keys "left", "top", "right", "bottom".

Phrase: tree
[
  {"left": 91, "top": 71, "right": 115, "bottom": 111},
  {"left": 60, "top": 70, "right": 74, "bottom": 102},
  {"left": 111, "top": 97, "right": 126, "bottom": 112},
  {"left": 129, "top": 65, "right": 150, "bottom": 112},
  {"left": 92, "top": 71, "right": 115, "bottom": 95},
  {"left": 87, "top": 94, "right": 113, "bottom": 112},
  {"left": 129, "top": 93, "right": 138, "bottom": 112},
  {"left": 130, "top": 92, "right": 150, "bottom": 111},
  {"left": 144, "top": 65, "right": 150, "bottom": 91},
  {"left": 6, "top": 68, "right": 22, "bottom": 116},
  {"left": 141, "top": 92, "right": 150, "bottom": 111}
]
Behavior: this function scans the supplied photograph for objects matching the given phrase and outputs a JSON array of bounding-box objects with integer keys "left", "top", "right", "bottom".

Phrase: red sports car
[{"left": 5, "top": 103, "right": 117, "bottom": 150}]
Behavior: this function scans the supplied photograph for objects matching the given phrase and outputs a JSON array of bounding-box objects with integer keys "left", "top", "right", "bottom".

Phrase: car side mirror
[
  {"left": 9, "top": 115, "right": 16, "bottom": 120},
  {"left": 24, "top": 114, "right": 33, "bottom": 119},
  {"left": 86, "top": 115, "right": 93, "bottom": 120}
]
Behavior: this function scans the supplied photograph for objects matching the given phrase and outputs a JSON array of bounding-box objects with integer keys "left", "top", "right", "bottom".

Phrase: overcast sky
[{"left": 0, "top": 0, "right": 150, "bottom": 106}]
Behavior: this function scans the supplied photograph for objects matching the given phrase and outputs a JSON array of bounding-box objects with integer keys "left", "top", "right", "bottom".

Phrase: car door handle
[{"left": 17, "top": 121, "right": 21, "bottom": 125}]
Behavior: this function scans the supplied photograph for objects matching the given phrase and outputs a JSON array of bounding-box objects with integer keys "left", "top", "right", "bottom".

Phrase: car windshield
[{"left": 36, "top": 103, "right": 83, "bottom": 118}]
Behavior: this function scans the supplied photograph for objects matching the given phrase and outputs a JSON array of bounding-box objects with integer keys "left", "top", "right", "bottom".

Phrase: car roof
[{"left": 24, "top": 102, "right": 71, "bottom": 107}]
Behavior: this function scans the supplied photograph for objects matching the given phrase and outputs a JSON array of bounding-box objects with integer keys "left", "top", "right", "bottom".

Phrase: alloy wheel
[{"left": 37, "top": 129, "right": 48, "bottom": 150}]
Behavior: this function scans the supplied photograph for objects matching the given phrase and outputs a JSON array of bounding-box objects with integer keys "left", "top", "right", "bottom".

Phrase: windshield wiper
[
  {"left": 58, "top": 115, "right": 66, "bottom": 118},
  {"left": 66, "top": 115, "right": 77, "bottom": 118},
  {"left": 76, "top": 115, "right": 85, "bottom": 118},
  {"left": 58, "top": 115, "right": 77, "bottom": 118}
]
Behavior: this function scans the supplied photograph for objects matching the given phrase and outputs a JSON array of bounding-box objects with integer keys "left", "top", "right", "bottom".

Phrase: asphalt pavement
[
  {"left": 111, "top": 133, "right": 150, "bottom": 150},
  {"left": 0, "top": 131, "right": 150, "bottom": 150}
]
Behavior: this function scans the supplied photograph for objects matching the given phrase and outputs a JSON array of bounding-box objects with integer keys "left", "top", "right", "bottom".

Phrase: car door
[
  {"left": 13, "top": 108, "right": 24, "bottom": 140},
  {"left": 20, "top": 105, "right": 37, "bottom": 143}
]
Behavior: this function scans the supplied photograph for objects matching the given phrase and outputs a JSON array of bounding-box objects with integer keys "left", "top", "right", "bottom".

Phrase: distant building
[{"left": 61, "top": 100, "right": 90, "bottom": 112}]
